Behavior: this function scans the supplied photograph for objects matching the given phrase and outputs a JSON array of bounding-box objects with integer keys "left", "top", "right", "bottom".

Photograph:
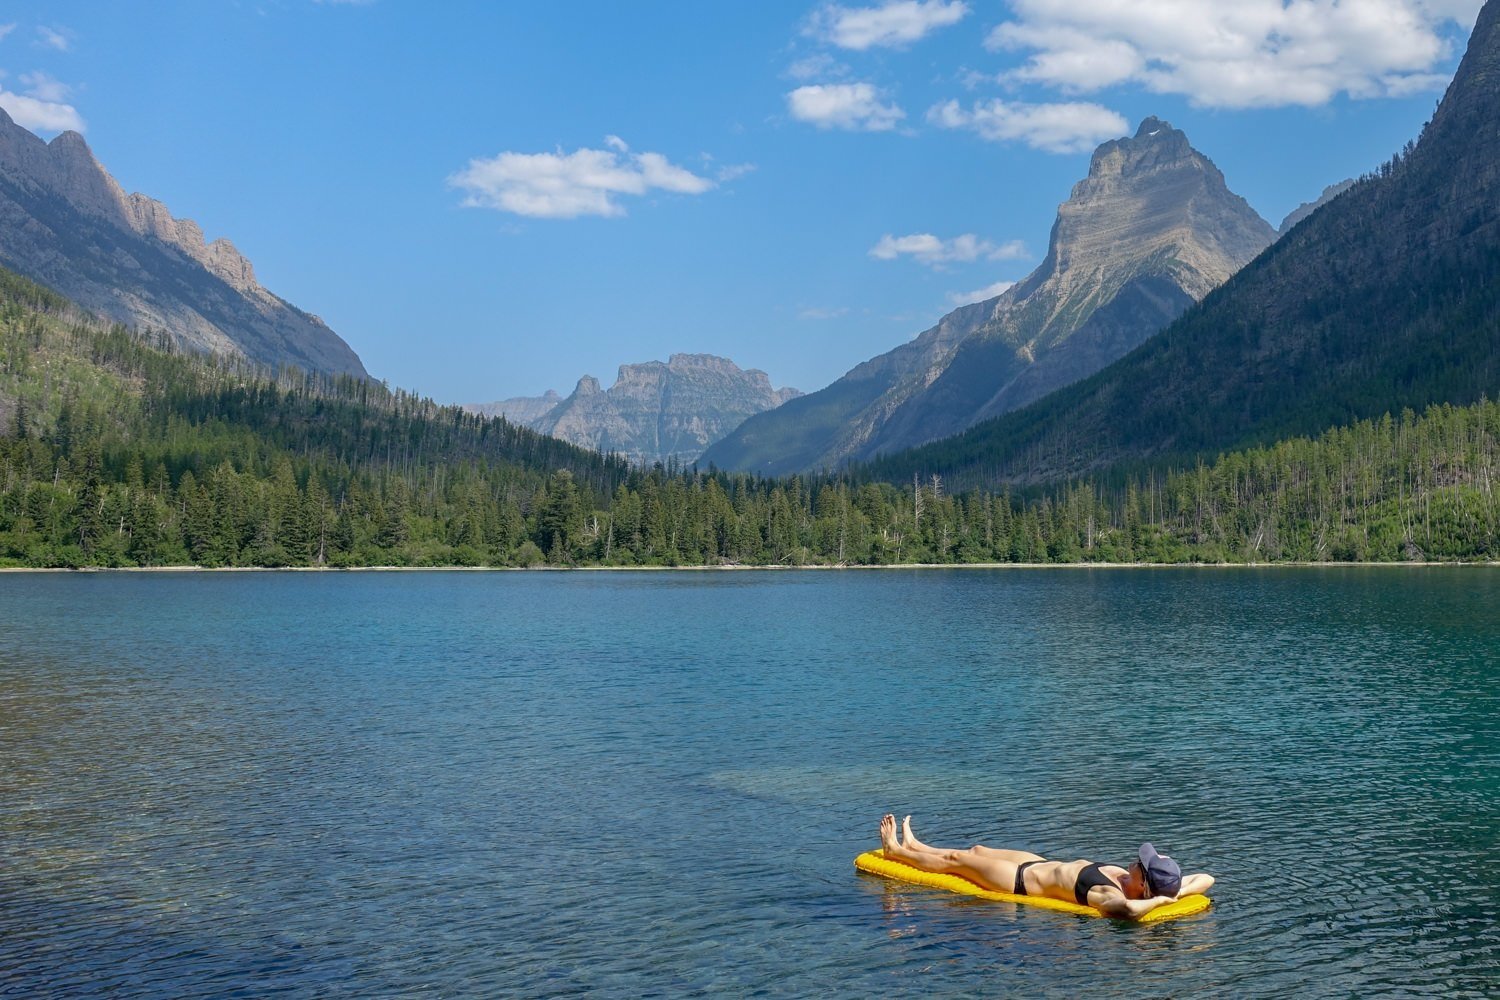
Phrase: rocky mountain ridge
[
  {"left": 468, "top": 354, "right": 800, "bottom": 466},
  {"left": 703, "top": 117, "right": 1277, "bottom": 475},
  {"left": 0, "top": 109, "right": 367, "bottom": 377}
]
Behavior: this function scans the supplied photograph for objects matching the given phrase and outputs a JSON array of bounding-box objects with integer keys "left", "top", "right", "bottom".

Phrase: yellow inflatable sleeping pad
[{"left": 854, "top": 850, "right": 1212, "bottom": 924}]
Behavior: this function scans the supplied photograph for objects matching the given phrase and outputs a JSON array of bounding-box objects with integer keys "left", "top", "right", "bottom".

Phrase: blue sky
[{"left": 0, "top": 1, "right": 1484, "bottom": 403}]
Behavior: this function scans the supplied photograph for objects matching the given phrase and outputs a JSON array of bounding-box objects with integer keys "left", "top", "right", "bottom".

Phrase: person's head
[{"left": 1132, "top": 843, "right": 1182, "bottom": 898}]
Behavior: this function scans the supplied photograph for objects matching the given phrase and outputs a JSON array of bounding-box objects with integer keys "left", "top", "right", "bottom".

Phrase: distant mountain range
[
  {"left": 471, "top": 390, "right": 565, "bottom": 427},
  {"left": 0, "top": 108, "right": 367, "bottom": 378},
  {"left": 704, "top": 117, "right": 1280, "bottom": 476},
  {"left": 867, "top": 0, "right": 1500, "bottom": 488},
  {"left": 468, "top": 354, "right": 800, "bottom": 466},
  {"left": 1277, "top": 180, "right": 1355, "bottom": 236}
]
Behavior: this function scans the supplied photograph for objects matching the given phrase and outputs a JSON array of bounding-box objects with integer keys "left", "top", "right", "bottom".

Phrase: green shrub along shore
[{"left": 1, "top": 267, "right": 1496, "bottom": 569}]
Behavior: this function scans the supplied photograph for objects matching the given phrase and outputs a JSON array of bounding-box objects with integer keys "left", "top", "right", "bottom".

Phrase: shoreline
[{"left": 0, "top": 561, "right": 1494, "bottom": 573}]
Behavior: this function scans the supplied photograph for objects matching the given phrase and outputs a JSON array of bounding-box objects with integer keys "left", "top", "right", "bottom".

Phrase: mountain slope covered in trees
[
  {"left": 0, "top": 265, "right": 633, "bottom": 566},
  {"left": 1, "top": 265, "right": 1495, "bottom": 567},
  {"left": 867, "top": 0, "right": 1500, "bottom": 491}
]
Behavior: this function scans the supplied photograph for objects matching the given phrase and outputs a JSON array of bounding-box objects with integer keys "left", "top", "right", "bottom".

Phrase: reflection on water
[{"left": 0, "top": 568, "right": 1496, "bottom": 997}]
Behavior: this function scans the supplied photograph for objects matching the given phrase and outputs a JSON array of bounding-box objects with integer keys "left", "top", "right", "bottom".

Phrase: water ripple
[{"left": 0, "top": 568, "right": 1495, "bottom": 997}]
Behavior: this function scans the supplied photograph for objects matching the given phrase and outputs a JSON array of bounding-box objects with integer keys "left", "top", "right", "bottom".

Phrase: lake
[{"left": 0, "top": 569, "right": 1495, "bottom": 997}]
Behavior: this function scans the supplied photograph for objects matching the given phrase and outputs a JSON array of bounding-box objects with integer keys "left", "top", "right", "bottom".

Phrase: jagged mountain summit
[
  {"left": 868, "top": 0, "right": 1500, "bottom": 489},
  {"left": 467, "top": 354, "right": 800, "bottom": 466},
  {"left": 0, "top": 109, "right": 367, "bottom": 378},
  {"left": 703, "top": 117, "right": 1276, "bottom": 476}
]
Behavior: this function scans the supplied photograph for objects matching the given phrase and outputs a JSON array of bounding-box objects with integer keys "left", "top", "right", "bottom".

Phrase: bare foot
[
  {"left": 902, "top": 815, "right": 932, "bottom": 852},
  {"left": 880, "top": 813, "right": 900, "bottom": 853}
]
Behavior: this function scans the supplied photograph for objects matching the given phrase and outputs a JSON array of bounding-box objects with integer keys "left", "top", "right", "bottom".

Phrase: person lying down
[{"left": 879, "top": 813, "right": 1215, "bottom": 920}]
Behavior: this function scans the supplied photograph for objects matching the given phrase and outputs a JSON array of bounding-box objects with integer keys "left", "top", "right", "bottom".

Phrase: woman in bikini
[{"left": 878, "top": 814, "right": 1215, "bottom": 919}]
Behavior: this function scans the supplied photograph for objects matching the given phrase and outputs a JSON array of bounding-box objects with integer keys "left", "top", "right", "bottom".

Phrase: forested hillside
[
  {"left": 0, "top": 265, "right": 1495, "bottom": 567},
  {"left": 0, "top": 266, "right": 633, "bottom": 566}
]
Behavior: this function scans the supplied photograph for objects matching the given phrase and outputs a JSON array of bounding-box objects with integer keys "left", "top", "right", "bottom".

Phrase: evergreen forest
[{"left": 1, "top": 267, "right": 1495, "bottom": 569}]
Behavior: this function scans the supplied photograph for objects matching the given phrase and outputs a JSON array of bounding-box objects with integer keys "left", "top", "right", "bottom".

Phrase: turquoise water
[{"left": 0, "top": 569, "right": 1495, "bottom": 997}]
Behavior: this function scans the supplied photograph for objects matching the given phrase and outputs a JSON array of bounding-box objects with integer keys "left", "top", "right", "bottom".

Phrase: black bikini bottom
[{"left": 1013, "top": 860, "right": 1038, "bottom": 896}]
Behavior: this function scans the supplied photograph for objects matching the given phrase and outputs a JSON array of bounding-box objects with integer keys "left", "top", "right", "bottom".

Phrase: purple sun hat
[{"left": 1138, "top": 843, "right": 1183, "bottom": 897}]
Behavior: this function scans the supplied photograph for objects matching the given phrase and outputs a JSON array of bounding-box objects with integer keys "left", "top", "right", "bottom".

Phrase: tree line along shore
[{"left": 1, "top": 267, "right": 1497, "bottom": 570}]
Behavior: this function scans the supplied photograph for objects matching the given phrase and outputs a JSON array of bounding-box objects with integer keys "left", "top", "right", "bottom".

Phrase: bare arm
[
  {"left": 1179, "top": 873, "right": 1215, "bottom": 896},
  {"left": 1093, "top": 891, "right": 1177, "bottom": 919},
  {"left": 1092, "top": 872, "right": 1214, "bottom": 918}
]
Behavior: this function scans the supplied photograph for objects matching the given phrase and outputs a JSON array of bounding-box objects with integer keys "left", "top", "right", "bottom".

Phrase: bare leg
[
  {"left": 881, "top": 814, "right": 952, "bottom": 866},
  {"left": 894, "top": 815, "right": 930, "bottom": 851},
  {"left": 967, "top": 845, "right": 1046, "bottom": 864},
  {"left": 879, "top": 814, "right": 1030, "bottom": 891},
  {"left": 878, "top": 814, "right": 1019, "bottom": 893},
  {"left": 899, "top": 815, "right": 1042, "bottom": 865}
]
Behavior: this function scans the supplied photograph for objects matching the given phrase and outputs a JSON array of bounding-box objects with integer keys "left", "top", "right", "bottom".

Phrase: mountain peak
[
  {"left": 1085, "top": 117, "right": 1193, "bottom": 179},
  {"left": 704, "top": 116, "right": 1276, "bottom": 475},
  {"left": 667, "top": 352, "right": 734, "bottom": 370},
  {"left": 32, "top": 127, "right": 128, "bottom": 224},
  {"left": 47, "top": 129, "right": 93, "bottom": 156},
  {"left": 1039, "top": 120, "right": 1271, "bottom": 303},
  {"left": 1135, "top": 115, "right": 1172, "bottom": 138},
  {"left": 46, "top": 131, "right": 105, "bottom": 186},
  {"left": 486, "top": 355, "right": 799, "bottom": 466},
  {"left": 0, "top": 113, "right": 368, "bottom": 377}
]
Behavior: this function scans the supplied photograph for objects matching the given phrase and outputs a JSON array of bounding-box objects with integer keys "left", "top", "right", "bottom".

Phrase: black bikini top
[{"left": 1073, "top": 862, "right": 1119, "bottom": 905}]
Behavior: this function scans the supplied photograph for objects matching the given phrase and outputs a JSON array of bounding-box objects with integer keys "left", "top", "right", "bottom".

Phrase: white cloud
[
  {"left": 870, "top": 232, "right": 1028, "bottom": 267},
  {"left": 695, "top": 151, "right": 758, "bottom": 183},
  {"left": 928, "top": 98, "right": 1127, "bottom": 153},
  {"left": 449, "top": 139, "right": 718, "bottom": 219},
  {"left": 18, "top": 71, "right": 69, "bottom": 103},
  {"left": 800, "top": 306, "right": 852, "bottom": 320},
  {"left": 786, "top": 53, "right": 850, "bottom": 81},
  {"left": 715, "top": 162, "right": 757, "bottom": 182},
  {"left": 0, "top": 24, "right": 16, "bottom": 42},
  {"left": 36, "top": 26, "right": 70, "bottom": 52},
  {"left": 809, "top": 1, "right": 970, "bottom": 50},
  {"left": 988, "top": 0, "right": 1484, "bottom": 109},
  {"left": 991, "top": 239, "right": 1028, "bottom": 260},
  {"left": 0, "top": 70, "right": 84, "bottom": 133},
  {"left": 787, "top": 82, "right": 905, "bottom": 131},
  {"left": 948, "top": 280, "right": 1016, "bottom": 306},
  {"left": 0, "top": 89, "right": 84, "bottom": 132}
]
